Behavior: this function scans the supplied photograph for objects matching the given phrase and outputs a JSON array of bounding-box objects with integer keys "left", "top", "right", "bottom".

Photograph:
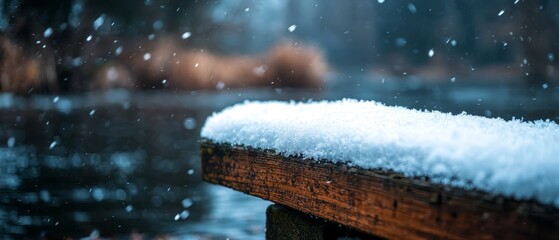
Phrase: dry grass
[{"left": 0, "top": 35, "right": 328, "bottom": 93}]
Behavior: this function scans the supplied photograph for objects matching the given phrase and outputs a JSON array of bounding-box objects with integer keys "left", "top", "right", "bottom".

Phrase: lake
[{"left": 0, "top": 74, "right": 557, "bottom": 239}]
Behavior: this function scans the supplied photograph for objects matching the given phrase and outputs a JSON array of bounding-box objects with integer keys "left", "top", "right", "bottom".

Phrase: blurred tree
[
  {"left": 1, "top": 0, "right": 558, "bottom": 90},
  {"left": 0, "top": 0, "right": 207, "bottom": 91},
  {"left": 515, "top": 0, "right": 559, "bottom": 87}
]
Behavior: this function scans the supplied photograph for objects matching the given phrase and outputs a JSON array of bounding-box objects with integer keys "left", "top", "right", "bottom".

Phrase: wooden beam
[{"left": 201, "top": 140, "right": 559, "bottom": 240}]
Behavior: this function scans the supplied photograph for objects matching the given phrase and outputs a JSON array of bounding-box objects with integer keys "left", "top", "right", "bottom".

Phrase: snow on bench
[
  {"left": 202, "top": 99, "right": 559, "bottom": 207},
  {"left": 200, "top": 99, "right": 559, "bottom": 239}
]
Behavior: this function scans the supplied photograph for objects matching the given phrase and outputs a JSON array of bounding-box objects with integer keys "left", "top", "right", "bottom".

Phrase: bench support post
[{"left": 266, "top": 204, "right": 376, "bottom": 240}]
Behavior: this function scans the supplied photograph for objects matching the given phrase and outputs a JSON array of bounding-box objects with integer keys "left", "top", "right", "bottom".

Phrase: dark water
[{"left": 0, "top": 75, "right": 557, "bottom": 239}]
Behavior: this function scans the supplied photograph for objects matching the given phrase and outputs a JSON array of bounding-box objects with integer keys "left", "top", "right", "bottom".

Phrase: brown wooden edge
[{"left": 200, "top": 139, "right": 559, "bottom": 240}]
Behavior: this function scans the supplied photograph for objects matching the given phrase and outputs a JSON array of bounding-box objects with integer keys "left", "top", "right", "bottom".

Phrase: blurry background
[{"left": 0, "top": 0, "right": 558, "bottom": 239}]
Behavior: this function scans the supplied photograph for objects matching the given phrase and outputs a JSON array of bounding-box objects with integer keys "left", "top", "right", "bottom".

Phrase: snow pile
[{"left": 201, "top": 99, "right": 559, "bottom": 207}]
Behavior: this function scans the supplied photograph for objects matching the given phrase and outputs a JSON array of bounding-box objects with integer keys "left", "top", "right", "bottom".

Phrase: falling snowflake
[
  {"left": 44, "top": 28, "right": 53, "bottom": 38},
  {"left": 143, "top": 53, "right": 151, "bottom": 61},
  {"left": 288, "top": 25, "right": 297, "bottom": 32},
  {"left": 181, "top": 32, "right": 191, "bottom": 39}
]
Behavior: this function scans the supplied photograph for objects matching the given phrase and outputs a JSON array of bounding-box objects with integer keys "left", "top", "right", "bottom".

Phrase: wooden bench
[{"left": 201, "top": 140, "right": 559, "bottom": 240}]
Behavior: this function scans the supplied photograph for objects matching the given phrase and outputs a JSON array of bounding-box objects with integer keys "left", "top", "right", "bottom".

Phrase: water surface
[{"left": 0, "top": 76, "right": 557, "bottom": 239}]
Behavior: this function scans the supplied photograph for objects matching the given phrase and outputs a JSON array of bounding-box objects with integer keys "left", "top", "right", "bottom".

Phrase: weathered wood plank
[{"left": 200, "top": 139, "right": 559, "bottom": 240}]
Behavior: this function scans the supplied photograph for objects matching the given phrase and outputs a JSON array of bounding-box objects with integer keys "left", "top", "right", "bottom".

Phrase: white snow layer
[{"left": 201, "top": 99, "right": 559, "bottom": 207}]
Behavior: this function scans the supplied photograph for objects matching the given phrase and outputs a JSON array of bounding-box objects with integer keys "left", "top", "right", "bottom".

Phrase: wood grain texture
[{"left": 200, "top": 139, "right": 559, "bottom": 240}]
